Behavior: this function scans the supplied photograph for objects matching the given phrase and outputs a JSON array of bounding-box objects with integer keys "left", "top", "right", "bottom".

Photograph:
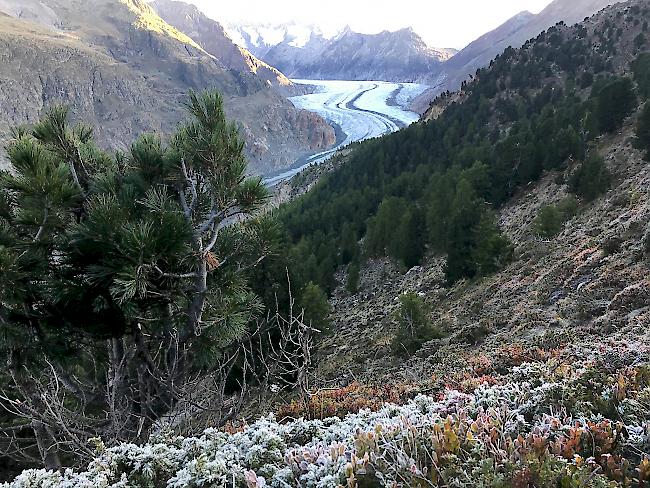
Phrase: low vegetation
[
  {"left": 276, "top": 382, "right": 418, "bottom": 421},
  {"left": 3, "top": 342, "right": 648, "bottom": 487},
  {"left": 532, "top": 196, "right": 578, "bottom": 238}
]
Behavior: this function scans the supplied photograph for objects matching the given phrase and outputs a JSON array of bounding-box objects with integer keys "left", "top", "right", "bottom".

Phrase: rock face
[
  {"left": 0, "top": 0, "right": 60, "bottom": 27},
  {"left": 227, "top": 23, "right": 456, "bottom": 82},
  {"left": 0, "top": 0, "right": 335, "bottom": 174},
  {"left": 412, "top": 0, "right": 625, "bottom": 112},
  {"left": 149, "top": 0, "right": 292, "bottom": 88}
]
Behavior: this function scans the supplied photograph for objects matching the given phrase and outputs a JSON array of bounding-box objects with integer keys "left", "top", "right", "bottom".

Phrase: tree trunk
[
  {"left": 186, "top": 259, "right": 208, "bottom": 337},
  {"left": 31, "top": 420, "right": 61, "bottom": 472}
]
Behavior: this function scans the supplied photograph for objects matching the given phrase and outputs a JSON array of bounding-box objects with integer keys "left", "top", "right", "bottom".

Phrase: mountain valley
[
  {"left": 1, "top": 0, "right": 650, "bottom": 486},
  {"left": 265, "top": 79, "right": 429, "bottom": 185},
  {"left": 0, "top": 0, "right": 336, "bottom": 174}
]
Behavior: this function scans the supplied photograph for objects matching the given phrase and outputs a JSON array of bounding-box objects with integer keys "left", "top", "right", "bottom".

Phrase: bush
[
  {"left": 635, "top": 102, "right": 650, "bottom": 160},
  {"left": 276, "top": 382, "right": 417, "bottom": 421},
  {"left": 569, "top": 153, "right": 611, "bottom": 201},
  {"left": 457, "top": 322, "right": 490, "bottom": 345},
  {"left": 532, "top": 196, "right": 579, "bottom": 238},
  {"left": 391, "top": 292, "right": 444, "bottom": 356},
  {"left": 533, "top": 205, "right": 564, "bottom": 238},
  {"left": 346, "top": 261, "right": 360, "bottom": 294},
  {"left": 602, "top": 236, "right": 623, "bottom": 256},
  {"left": 299, "top": 282, "right": 331, "bottom": 335}
]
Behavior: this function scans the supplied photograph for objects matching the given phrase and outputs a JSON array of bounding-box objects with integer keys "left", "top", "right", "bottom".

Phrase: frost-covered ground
[
  {"left": 5, "top": 341, "right": 649, "bottom": 487},
  {"left": 264, "top": 80, "right": 428, "bottom": 185}
]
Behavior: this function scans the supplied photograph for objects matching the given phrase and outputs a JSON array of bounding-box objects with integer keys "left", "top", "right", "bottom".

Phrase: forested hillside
[
  {"left": 411, "top": 0, "right": 625, "bottom": 110},
  {"left": 280, "top": 0, "right": 650, "bottom": 292}
]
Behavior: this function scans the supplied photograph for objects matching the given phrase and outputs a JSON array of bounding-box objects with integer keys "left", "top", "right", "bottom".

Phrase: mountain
[
  {"left": 227, "top": 23, "right": 456, "bottom": 82},
  {"left": 225, "top": 22, "right": 336, "bottom": 61},
  {"left": 412, "top": 0, "right": 626, "bottom": 112},
  {"left": 0, "top": 0, "right": 335, "bottom": 173},
  {"left": 277, "top": 0, "right": 650, "bottom": 431},
  {"left": 149, "top": 0, "right": 292, "bottom": 88},
  {"left": 0, "top": 0, "right": 60, "bottom": 27},
  {"left": 278, "top": 0, "right": 650, "bottom": 298}
]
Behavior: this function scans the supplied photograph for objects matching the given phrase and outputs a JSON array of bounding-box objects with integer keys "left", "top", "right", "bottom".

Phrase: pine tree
[
  {"left": 593, "top": 77, "right": 637, "bottom": 133},
  {"left": 426, "top": 172, "right": 455, "bottom": 252},
  {"left": 471, "top": 212, "right": 513, "bottom": 276},
  {"left": 569, "top": 152, "right": 611, "bottom": 201},
  {"left": 635, "top": 102, "right": 650, "bottom": 160},
  {"left": 390, "top": 209, "right": 426, "bottom": 268},
  {"left": 346, "top": 261, "right": 360, "bottom": 294},
  {"left": 0, "top": 90, "right": 271, "bottom": 467},
  {"left": 632, "top": 53, "right": 650, "bottom": 98},
  {"left": 299, "top": 282, "right": 331, "bottom": 335},
  {"left": 391, "top": 292, "right": 443, "bottom": 356},
  {"left": 365, "top": 197, "right": 408, "bottom": 257},
  {"left": 339, "top": 222, "right": 359, "bottom": 265}
]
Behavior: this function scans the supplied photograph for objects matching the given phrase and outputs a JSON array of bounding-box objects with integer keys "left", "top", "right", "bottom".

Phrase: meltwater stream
[{"left": 263, "top": 80, "right": 429, "bottom": 186}]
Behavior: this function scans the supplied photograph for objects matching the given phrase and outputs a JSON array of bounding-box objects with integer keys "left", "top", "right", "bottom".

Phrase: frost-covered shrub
[
  {"left": 276, "top": 382, "right": 418, "bottom": 421},
  {"left": 3, "top": 347, "right": 649, "bottom": 488}
]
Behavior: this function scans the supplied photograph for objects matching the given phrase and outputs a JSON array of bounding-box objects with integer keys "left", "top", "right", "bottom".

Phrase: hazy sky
[{"left": 187, "top": 0, "right": 554, "bottom": 49}]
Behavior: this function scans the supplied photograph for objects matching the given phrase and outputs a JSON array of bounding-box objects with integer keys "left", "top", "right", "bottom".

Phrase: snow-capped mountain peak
[
  {"left": 225, "top": 22, "right": 454, "bottom": 82},
  {"left": 225, "top": 22, "right": 344, "bottom": 57}
]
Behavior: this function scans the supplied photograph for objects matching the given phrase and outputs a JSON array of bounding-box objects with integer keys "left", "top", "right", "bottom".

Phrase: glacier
[{"left": 264, "top": 80, "right": 429, "bottom": 185}]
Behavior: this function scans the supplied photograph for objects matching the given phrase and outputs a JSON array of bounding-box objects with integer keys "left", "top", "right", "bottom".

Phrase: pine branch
[
  {"left": 153, "top": 265, "right": 197, "bottom": 280},
  {"left": 32, "top": 206, "right": 48, "bottom": 243}
]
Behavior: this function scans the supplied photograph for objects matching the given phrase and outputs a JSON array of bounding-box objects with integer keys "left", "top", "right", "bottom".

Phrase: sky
[{"left": 187, "top": 0, "right": 554, "bottom": 49}]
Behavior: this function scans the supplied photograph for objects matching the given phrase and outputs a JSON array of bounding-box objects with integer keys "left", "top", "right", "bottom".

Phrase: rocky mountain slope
[
  {"left": 228, "top": 23, "right": 456, "bottom": 82},
  {"left": 6, "top": 17, "right": 650, "bottom": 481},
  {"left": 413, "top": 0, "right": 626, "bottom": 112},
  {"left": 318, "top": 123, "right": 650, "bottom": 387},
  {"left": 0, "top": 0, "right": 335, "bottom": 173},
  {"left": 149, "top": 0, "right": 292, "bottom": 89}
]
